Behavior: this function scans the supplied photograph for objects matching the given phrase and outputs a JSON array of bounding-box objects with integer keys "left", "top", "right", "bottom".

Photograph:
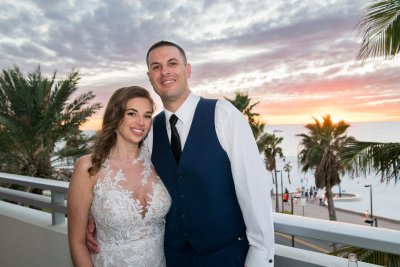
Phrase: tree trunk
[
  {"left": 326, "top": 184, "right": 339, "bottom": 253},
  {"left": 325, "top": 184, "right": 337, "bottom": 221}
]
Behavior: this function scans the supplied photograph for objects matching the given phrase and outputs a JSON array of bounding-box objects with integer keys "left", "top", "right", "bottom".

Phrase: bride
[{"left": 67, "top": 86, "right": 171, "bottom": 267}]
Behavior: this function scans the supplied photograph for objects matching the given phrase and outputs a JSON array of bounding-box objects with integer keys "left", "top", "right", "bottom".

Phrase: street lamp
[
  {"left": 275, "top": 170, "right": 280, "bottom": 212},
  {"left": 364, "top": 184, "right": 376, "bottom": 227},
  {"left": 280, "top": 169, "right": 284, "bottom": 212},
  {"left": 273, "top": 129, "right": 283, "bottom": 213},
  {"left": 274, "top": 169, "right": 284, "bottom": 212}
]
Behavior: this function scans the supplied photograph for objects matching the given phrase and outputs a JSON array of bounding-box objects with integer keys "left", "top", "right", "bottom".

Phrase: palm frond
[
  {"left": 342, "top": 141, "right": 400, "bottom": 182},
  {"left": 356, "top": 0, "right": 400, "bottom": 61},
  {"left": 0, "top": 65, "right": 101, "bottom": 179},
  {"left": 225, "top": 91, "right": 265, "bottom": 139}
]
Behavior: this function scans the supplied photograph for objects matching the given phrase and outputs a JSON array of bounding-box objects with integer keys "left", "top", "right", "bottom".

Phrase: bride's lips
[{"left": 131, "top": 128, "right": 144, "bottom": 136}]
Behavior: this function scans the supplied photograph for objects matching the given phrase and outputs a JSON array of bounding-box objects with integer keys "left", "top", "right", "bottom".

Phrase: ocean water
[
  {"left": 266, "top": 121, "right": 400, "bottom": 221},
  {"left": 266, "top": 121, "right": 400, "bottom": 157},
  {"left": 80, "top": 122, "right": 399, "bottom": 220}
]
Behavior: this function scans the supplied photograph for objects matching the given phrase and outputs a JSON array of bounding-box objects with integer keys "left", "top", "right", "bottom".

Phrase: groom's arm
[
  {"left": 216, "top": 100, "right": 275, "bottom": 267},
  {"left": 86, "top": 216, "right": 100, "bottom": 254}
]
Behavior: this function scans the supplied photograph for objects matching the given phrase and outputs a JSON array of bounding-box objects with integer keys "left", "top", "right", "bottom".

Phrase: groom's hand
[{"left": 86, "top": 216, "right": 100, "bottom": 254}]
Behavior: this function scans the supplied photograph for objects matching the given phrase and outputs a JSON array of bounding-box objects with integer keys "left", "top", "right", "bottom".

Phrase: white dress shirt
[{"left": 144, "top": 92, "right": 275, "bottom": 267}]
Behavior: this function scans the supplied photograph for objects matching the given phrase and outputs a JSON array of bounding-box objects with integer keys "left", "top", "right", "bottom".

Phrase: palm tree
[
  {"left": 333, "top": 2, "right": 400, "bottom": 262},
  {"left": 259, "top": 133, "right": 284, "bottom": 212},
  {"left": 226, "top": 91, "right": 288, "bottom": 211},
  {"left": 356, "top": 0, "right": 400, "bottom": 61},
  {"left": 225, "top": 91, "right": 265, "bottom": 140},
  {"left": 297, "top": 115, "right": 355, "bottom": 221},
  {"left": 51, "top": 127, "right": 98, "bottom": 180},
  {"left": 0, "top": 65, "right": 102, "bottom": 186},
  {"left": 283, "top": 161, "right": 292, "bottom": 184},
  {"left": 341, "top": 141, "right": 400, "bottom": 182},
  {"left": 350, "top": 0, "right": 400, "bottom": 181}
]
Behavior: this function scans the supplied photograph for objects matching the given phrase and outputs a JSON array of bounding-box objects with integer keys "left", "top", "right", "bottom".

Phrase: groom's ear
[{"left": 186, "top": 63, "right": 191, "bottom": 79}]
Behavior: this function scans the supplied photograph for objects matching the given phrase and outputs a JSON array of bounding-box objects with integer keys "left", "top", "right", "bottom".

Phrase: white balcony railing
[
  {"left": 1, "top": 172, "right": 398, "bottom": 267},
  {"left": 0, "top": 172, "right": 68, "bottom": 225}
]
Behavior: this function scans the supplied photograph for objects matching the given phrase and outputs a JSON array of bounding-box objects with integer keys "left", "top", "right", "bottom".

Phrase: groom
[{"left": 88, "top": 41, "right": 275, "bottom": 266}]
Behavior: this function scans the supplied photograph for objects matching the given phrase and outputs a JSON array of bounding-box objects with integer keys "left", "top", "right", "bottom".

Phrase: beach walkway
[{"left": 273, "top": 196, "right": 400, "bottom": 231}]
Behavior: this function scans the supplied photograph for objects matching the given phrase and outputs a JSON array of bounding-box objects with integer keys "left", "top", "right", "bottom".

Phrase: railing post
[{"left": 51, "top": 191, "right": 65, "bottom": 225}]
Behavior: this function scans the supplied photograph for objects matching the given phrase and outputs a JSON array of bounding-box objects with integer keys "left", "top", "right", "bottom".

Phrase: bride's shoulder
[
  {"left": 72, "top": 154, "right": 95, "bottom": 177},
  {"left": 70, "top": 154, "right": 96, "bottom": 186},
  {"left": 75, "top": 154, "right": 92, "bottom": 167}
]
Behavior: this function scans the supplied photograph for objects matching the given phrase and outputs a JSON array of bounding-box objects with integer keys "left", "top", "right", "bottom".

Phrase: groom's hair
[{"left": 146, "top": 40, "right": 187, "bottom": 66}]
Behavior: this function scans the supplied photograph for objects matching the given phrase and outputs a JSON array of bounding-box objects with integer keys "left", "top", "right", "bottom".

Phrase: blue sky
[{"left": 1, "top": 0, "right": 399, "bottom": 128}]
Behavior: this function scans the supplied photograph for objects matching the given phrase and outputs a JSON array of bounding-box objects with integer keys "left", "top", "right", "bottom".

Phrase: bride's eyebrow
[{"left": 126, "top": 108, "right": 153, "bottom": 114}]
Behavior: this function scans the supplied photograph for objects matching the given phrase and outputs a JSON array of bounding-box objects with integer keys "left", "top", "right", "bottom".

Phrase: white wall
[{"left": 0, "top": 201, "right": 72, "bottom": 267}]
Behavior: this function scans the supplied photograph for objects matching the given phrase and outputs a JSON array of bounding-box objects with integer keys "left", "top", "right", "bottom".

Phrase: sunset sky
[{"left": 1, "top": 0, "right": 399, "bottom": 130}]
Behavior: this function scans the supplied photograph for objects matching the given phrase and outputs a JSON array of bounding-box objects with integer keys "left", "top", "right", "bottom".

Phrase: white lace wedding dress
[{"left": 90, "top": 149, "right": 171, "bottom": 267}]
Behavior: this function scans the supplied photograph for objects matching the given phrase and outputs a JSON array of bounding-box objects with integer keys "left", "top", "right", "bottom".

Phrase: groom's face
[{"left": 147, "top": 46, "right": 191, "bottom": 105}]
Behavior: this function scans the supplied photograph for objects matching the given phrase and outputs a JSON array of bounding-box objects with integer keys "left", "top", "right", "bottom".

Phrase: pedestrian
[{"left": 283, "top": 188, "right": 289, "bottom": 203}]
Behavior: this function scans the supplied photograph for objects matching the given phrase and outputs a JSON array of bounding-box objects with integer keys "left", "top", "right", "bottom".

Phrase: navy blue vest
[{"left": 152, "top": 98, "right": 246, "bottom": 254}]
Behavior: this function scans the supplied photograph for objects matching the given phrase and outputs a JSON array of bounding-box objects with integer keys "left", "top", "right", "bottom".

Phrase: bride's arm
[{"left": 67, "top": 155, "right": 95, "bottom": 267}]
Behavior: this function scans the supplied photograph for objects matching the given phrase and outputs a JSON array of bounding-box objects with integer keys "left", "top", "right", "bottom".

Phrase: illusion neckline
[{"left": 109, "top": 150, "right": 141, "bottom": 164}]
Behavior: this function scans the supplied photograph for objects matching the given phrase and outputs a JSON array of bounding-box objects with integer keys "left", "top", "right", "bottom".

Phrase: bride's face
[{"left": 116, "top": 97, "right": 153, "bottom": 145}]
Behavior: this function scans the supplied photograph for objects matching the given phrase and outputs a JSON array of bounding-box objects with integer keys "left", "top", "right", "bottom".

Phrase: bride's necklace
[{"left": 110, "top": 149, "right": 140, "bottom": 164}]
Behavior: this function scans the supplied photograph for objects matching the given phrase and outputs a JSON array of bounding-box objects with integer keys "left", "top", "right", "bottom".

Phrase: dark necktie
[{"left": 169, "top": 114, "right": 181, "bottom": 163}]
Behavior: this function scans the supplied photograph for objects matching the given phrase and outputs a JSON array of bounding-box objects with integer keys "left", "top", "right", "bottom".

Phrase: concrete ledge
[
  {"left": 0, "top": 201, "right": 72, "bottom": 267},
  {"left": 275, "top": 244, "right": 380, "bottom": 267}
]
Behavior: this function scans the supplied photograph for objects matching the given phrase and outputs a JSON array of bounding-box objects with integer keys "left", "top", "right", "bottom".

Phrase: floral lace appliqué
[{"left": 90, "top": 149, "right": 171, "bottom": 267}]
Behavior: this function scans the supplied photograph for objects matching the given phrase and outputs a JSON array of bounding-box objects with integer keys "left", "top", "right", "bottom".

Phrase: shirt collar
[{"left": 164, "top": 92, "right": 200, "bottom": 127}]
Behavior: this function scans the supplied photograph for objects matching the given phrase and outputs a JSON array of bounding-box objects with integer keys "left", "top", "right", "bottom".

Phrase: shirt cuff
[{"left": 245, "top": 246, "right": 275, "bottom": 267}]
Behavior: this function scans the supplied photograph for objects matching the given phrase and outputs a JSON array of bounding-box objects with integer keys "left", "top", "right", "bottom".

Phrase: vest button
[
  {"left": 180, "top": 194, "right": 184, "bottom": 199},
  {"left": 178, "top": 175, "right": 183, "bottom": 180},
  {"left": 184, "top": 232, "right": 188, "bottom": 237},
  {"left": 182, "top": 214, "right": 185, "bottom": 218}
]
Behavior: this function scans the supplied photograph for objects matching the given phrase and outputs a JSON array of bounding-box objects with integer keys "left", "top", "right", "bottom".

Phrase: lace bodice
[{"left": 90, "top": 149, "right": 171, "bottom": 267}]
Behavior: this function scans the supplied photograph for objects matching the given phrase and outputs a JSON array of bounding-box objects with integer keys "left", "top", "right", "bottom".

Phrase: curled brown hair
[{"left": 88, "top": 86, "right": 154, "bottom": 175}]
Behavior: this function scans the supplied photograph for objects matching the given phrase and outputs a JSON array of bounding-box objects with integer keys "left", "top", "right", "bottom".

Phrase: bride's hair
[{"left": 88, "top": 86, "right": 154, "bottom": 175}]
